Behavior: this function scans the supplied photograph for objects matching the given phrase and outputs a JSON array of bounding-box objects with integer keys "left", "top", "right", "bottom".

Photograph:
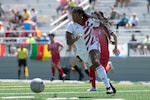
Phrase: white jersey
[
  {"left": 83, "top": 18, "right": 100, "bottom": 52},
  {"left": 66, "top": 21, "right": 92, "bottom": 66},
  {"left": 66, "top": 21, "right": 86, "bottom": 53}
]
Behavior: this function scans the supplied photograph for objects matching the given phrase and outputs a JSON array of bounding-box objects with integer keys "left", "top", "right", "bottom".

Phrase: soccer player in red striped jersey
[{"left": 88, "top": 11, "right": 118, "bottom": 92}]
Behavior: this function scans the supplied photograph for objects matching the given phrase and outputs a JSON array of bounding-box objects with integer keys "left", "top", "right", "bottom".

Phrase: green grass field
[{"left": 0, "top": 80, "right": 150, "bottom": 100}]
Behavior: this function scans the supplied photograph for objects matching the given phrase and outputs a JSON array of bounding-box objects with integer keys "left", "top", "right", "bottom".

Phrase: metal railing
[
  {"left": 50, "top": 0, "right": 89, "bottom": 26},
  {"left": 49, "top": 0, "right": 90, "bottom": 33}
]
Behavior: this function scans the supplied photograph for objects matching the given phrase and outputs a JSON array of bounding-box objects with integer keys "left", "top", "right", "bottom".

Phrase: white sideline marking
[
  {"left": 47, "top": 97, "right": 79, "bottom": 100},
  {"left": 1, "top": 79, "right": 150, "bottom": 85},
  {"left": 1, "top": 96, "right": 34, "bottom": 99},
  {"left": 0, "top": 89, "right": 150, "bottom": 95}
]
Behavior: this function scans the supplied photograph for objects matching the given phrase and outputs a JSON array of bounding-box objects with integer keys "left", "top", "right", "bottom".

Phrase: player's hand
[
  {"left": 113, "top": 47, "right": 118, "bottom": 54},
  {"left": 75, "top": 34, "right": 82, "bottom": 40}
]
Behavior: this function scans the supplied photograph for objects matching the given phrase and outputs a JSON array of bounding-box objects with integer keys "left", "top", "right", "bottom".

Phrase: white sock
[{"left": 96, "top": 65, "right": 110, "bottom": 88}]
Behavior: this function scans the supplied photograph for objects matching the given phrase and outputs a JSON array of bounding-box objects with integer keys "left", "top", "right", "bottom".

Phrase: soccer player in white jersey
[{"left": 66, "top": 7, "right": 115, "bottom": 94}]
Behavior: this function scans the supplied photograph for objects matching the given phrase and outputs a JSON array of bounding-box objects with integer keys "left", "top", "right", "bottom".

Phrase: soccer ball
[{"left": 30, "top": 78, "right": 45, "bottom": 93}]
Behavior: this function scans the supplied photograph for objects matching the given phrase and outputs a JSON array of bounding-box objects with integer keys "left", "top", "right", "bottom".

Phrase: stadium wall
[{"left": 0, "top": 57, "right": 150, "bottom": 82}]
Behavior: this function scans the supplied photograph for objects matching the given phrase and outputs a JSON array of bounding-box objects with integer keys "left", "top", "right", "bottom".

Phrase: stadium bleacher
[{"left": 0, "top": 0, "right": 150, "bottom": 56}]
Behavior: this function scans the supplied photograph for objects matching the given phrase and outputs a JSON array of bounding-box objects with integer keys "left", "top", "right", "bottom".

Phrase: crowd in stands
[
  {"left": 129, "top": 34, "right": 150, "bottom": 55},
  {"left": 0, "top": 7, "right": 38, "bottom": 37},
  {"left": 114, "top": 0, "right": 130, "bottom": 7},
  {"left": 0, "top": 1, "right": 49, "bottom": 55},
  {"left": 0, "top": 0, "right": 150, "bottom": 56}
]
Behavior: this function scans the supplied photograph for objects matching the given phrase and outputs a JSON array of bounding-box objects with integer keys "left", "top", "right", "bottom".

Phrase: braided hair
[
  {"left": 91, "top": 11, "right": 111, "bottom": 40},
  {"left": 91, "top": 11, "right": 111, "bottom": 29}
]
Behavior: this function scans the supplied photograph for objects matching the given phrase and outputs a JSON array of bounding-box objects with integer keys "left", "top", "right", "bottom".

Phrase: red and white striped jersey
[{"left": 83, "top": 18, "right": 100, "bottom": 51}]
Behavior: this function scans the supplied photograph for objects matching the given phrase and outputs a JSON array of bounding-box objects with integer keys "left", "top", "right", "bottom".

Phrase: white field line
[
  {"left": 2, "top": 96, "right": 34, "bottom": 99},
  {"left": 47, "top": 98, "right": 124, "bottom": 100},
  {"left": 0, "top": 79, "right": 150, "bottom": 85},
  {"left": 0, "top": 89, "right": 150, "bottom": 95},
  {"left": 47, "top": 97, "right": 79, "bottom": 100},
  {"left": 0, "top": 86, "right": 29, "bottom": 88},
  {"left": 93, "top": 98, "right": 124, "bottom": 100}
]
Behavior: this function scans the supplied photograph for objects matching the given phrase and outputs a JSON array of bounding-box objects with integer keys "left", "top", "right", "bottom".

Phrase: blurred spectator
[
  {"left": 61, "top": 6, "right": 69, "bottom": 20},
  {"left": 5, "top": 25, "right": 13, "bottom": 37},
  {"left": 22, "top": 19, "right": 36, "bottom": 37},
  {"left": 10, "top": 46, "right": 17, "bottom": 56},
  {"left": 0, "top": 21, "right": 4, "bottom": 37},
  {"left": 56, "top": 0, "right": 68, "bottom": 15},
  {"left": 22, "top": 9, "right": 31, "bottom": 21},
  {"left": 5, "top": 26, "right": 15, "bottom": 54},
  {"left": 126, "top": 13, "right": 139, "bottom": 29},
  {"left": 2, "top": 9, "right": 22, "bottom": 27},
  {"left": 6, "top": 9, "right": 16, "bottom": 27},
  {"left": 137, "top": 35, "right": 150, "bottom": 55},
  {"left": 36, "top": 36, "right": 41, "bottom": 42},
  {"left": 114, "top": 0, "right": 130, "bottom": 7},
  {"left": 89, "top": 0, "right": 96, "bottom": 9},
  {"left": 129, "top": 34, "right": 137, "bottom": 52},
  {"left": 109, "top": 6, "right": 120, "bottom": 20},
  {"left": 5, "top": 26, "right": 18, "bottom": 42},
  {"left": 55, "top": 6, "right": 69, "bottom": 25},
  {"left": 116, "top": 13, "right": 128, "bottom": 31},
  {"left": 26, "top": 34, "right": 35, "bottom": 43},
  {"left": 38, "top": 33, "right": 50, "bottom": 43},
  {"left": 8, "top": 44, "right": 17, "bottom": 55},
  {"left": 12, "top": 26, "right": 19, "bottom": 37},
  {"left": 0, "top": 3, "right": 4, "bottom": 19},
  {"left": 143, "top": 35, "right": 150, "bottom": 54},
  {"left": 31, "top": 8, "right": 38, "bottom": 24},
  {"left": 147, "top": 0, "right": 150, "bottom": 13},
  {"left": 75, "top": 0, "right": 81, "bottom": 4},
  {"left": 15, "top": 11, "right": 23, "bottom": 27},
  {"left": 61, "top": 6, "right": 69, "bottom": 16},
  {"left": 20, "top": 26, "right": 28, "bottom": 37},
  {"left": 4, "top": 26, "right": 17, "bottom": 54},
  {"left": 68, "top": 0, "right": 76, "bottom": 10},
  {"left": 31, "top": 26, "right": 36, "bottom": 37}
]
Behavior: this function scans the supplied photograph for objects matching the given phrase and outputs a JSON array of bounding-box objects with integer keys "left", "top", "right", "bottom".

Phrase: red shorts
[
  {"left": 100, "top": 57, "right": 109, "bottom": 67},
  {"left": 51, "top": 56, "right": 60, "bottom": 65},
  {"left": 100, "top": 54, "right": 109, "bottom": 70}
]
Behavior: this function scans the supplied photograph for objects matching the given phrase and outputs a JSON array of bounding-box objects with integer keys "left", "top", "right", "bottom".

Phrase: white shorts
[
  {"left": 87, "top": 41, "right": 100, "bottom": 53},
  {"left": 76, "top": 41, "right": 100, "bottom": 66},
  {"left": 77, "top": 51, "right": 92, "bottom": 66}
]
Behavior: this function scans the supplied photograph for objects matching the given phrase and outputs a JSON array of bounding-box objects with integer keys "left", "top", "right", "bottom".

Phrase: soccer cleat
[
  {"left": 87, "top": 87, "right": 97, "bottom": 92},
  {"left": 106, "top": 87, "right": 114, "bottom": 94},
  {"left": 62, "top": 74, "right": 66, "bottom": 82},
  {"left": 78, "top": 74, "right": 84, "bottom": 81},
  {"left": 51, "top": 76, "right": 55, "bottom": 81},
  {"left": 109, "top": 81, "right": 116, "bottom": 94}
]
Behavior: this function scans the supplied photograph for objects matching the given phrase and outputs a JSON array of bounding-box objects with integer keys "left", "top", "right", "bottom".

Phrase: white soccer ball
[{"left": 30, "top": 78, "right": 45, "bottom": 93}]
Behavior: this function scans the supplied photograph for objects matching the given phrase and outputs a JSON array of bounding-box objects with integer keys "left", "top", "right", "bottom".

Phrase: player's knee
[{"left": 92, "top": 60, "right": 100, "bottom": 68}]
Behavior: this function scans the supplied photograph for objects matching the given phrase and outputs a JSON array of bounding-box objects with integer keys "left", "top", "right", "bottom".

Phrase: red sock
[
  {"left": 58, "top": 67, "right": 64, "bottom": 75},
  {"left": 52, "top": 66, "right": 55, "bottom": 76},
  {"left": 89, "top": 66, "right": 96, "bottom": 88}
]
